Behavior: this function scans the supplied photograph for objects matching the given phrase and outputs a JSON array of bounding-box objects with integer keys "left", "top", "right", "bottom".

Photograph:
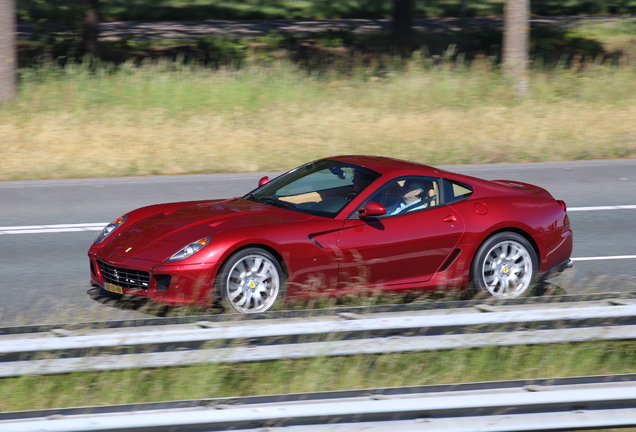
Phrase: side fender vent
[{"left": 440, "top": 249, "right": 462, "bottom": 271}]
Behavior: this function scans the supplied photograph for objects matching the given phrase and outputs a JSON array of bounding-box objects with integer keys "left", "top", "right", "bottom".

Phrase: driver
[{"left": 385, "top": 180, "right": 432, "bottom": 216}]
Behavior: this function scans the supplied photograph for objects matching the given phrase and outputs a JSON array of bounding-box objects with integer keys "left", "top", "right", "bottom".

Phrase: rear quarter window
[{"left": 444, "top": 179, "right": 474, "bottom": 204}]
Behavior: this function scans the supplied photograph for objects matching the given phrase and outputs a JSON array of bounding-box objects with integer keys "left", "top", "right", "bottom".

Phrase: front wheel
[
  {"left": 216, "top": 248, "right": 286, "bottom": 313},
  {"left": 471, "top": 232, "right": 538, "bottom": 299}
]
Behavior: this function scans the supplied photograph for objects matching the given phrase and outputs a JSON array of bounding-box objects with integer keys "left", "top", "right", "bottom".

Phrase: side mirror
[
  {"left": 358, "top": 201, "right": 386, "bottom": 218},
  {"left": 258, "top": 176, "right": 270, "bottom": 187}
]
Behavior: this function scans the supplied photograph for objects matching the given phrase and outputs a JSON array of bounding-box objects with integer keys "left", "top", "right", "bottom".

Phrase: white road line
[
  {"left": 569, "top": 205, "right": 636, "bottom": 211},
  {"left": 0, "top": 223, "right": 108, "bottom": 235},
  {"left": 572, "top": 255, "right": 636, "bottom": 262}
]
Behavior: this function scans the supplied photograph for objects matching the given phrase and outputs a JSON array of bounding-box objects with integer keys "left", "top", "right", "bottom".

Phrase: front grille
[{"left": 97, "top": 260, "right": 150, "bottom": 290}]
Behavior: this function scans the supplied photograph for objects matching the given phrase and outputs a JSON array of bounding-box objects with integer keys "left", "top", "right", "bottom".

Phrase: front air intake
[{"left": 97, "top": 260, "right": 150, "bottom": 290}]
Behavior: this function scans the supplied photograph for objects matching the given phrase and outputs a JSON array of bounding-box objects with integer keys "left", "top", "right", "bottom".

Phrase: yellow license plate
[{"left": 104, "top": 282, "right": 124, "bottom": 294}]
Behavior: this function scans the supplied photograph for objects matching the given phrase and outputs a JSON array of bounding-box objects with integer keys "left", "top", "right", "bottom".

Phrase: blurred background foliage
[
  {"left": 15, "top": 24, "right": 612, "bottom": 71},
  {"left": 14, "top": 0, "right": 632, "bottom": 70},
  {"left": 16, "top": 0, "right": 636, "bottom": 21}
]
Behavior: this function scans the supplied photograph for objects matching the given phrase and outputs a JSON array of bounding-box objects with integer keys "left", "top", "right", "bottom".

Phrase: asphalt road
[{"left": 1, "top": 159, "right": 635, "bottom": 325}]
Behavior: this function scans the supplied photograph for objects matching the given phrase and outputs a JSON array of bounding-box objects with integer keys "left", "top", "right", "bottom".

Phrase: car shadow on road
[
  {"left": 533, "top": 281, "right": 568, "bottom": 296},
  {"left": 86, "top": 287, "right": 221, "bottom": 317}
]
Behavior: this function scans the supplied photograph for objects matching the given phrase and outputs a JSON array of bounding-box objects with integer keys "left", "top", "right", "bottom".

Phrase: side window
[
  {"left": 366, "top": 176, "right": 441, "bottom": 217},
  {"left": 443, "top": 179, "right": 474, "bottom": 204}
]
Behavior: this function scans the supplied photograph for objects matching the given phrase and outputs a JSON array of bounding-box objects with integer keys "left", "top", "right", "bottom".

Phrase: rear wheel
[
  {"left": 471, "top": 232, "right": 538, "bottom": 299},
  {"left": 216, "top": 248, "right": 286, "bottom": 313}
]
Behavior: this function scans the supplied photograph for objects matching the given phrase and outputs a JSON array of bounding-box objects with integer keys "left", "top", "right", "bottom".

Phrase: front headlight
[
  {"left": 168, "top": 237, "right": 211, "bottom": 261},
  {"left": 95, "top": 216, "right": 127, "bottom": 244}
]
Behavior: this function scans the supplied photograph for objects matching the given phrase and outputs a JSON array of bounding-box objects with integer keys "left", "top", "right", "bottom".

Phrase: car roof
[
  {"left": 326, "top": 155, "right": 530, "bottom": 198},
  {"left": 327, "top": 155, "right": 442, "bottom": 176},
  {"left": 318, "top": 155, "right": 547, "bottom": 201}
]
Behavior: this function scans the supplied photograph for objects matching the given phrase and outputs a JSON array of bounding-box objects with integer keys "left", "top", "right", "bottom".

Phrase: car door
[{"left": 335, "top": 177, "right": 465, "bottom": 289}]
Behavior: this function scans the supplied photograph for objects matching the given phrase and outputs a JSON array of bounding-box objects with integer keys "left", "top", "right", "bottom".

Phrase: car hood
[{"left": 103, "top": 198, "right": 313, "bottom": 262}]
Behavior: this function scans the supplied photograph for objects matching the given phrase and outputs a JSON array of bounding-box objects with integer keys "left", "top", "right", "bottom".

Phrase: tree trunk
[
  {"left": 502, "top": 0, "right": 530, "bottom": 96},
  {"left": 458, "top": 0, "right": 469, "bottom": 52},
  {"left": 392, "top": 0, "right": 413, "bottom": 38},
  {"left": 0, "top": 0, "right": 16, "bottom": 101},
  {"left": 82, "top": 0, "right": 100, "bottom": 56}
]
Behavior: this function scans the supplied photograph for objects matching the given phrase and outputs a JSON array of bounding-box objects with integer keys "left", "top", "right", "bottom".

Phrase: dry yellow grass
[
  {"left": 2, "top": 58, "right": 636, "bottom": 180},
  {"left": 2, "top": 99, "right": 635, "bottom": 180}
]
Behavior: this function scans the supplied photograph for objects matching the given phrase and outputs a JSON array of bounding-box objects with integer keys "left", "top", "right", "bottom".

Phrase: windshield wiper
[{"left": 259, "top": 197, "right": 299, "bottom": 212}]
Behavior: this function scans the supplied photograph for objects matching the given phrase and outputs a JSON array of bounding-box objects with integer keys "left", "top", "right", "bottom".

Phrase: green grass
[
  {"left": 3, "top": 341, "right": 636, "bottom": 412},
  {"left": 581, "top": 19, "right": 636, "bottom": 38}
]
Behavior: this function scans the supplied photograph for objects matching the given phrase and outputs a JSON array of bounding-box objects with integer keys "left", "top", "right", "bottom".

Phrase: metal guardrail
[
  {"left": 3, "top": 374, "right": 636, "bottom": 431},
  {"left": 3, "top": 296, "right": 636, "bottom": 377}
]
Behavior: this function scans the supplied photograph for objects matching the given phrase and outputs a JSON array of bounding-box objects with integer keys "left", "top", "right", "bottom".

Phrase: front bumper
[{"left": 89, "top": 248, "right": 221, "bottom": 306}]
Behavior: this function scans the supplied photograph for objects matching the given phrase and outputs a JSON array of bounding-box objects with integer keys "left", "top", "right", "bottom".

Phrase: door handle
[{"left": 443, "top": 215, "right": 457, "bottom": 223}]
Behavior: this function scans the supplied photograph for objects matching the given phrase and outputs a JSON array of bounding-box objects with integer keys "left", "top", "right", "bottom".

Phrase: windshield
[{"left": 245, "top": 159, "right": 381, "bottom": 218}]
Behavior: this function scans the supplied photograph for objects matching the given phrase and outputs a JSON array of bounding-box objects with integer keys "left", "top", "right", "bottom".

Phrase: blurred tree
[
  {"left": 392, "top": 0, "right": 413, "bottom": 37},
  {"left": 459, "top": 0, "right": 468, "bottom": 51},
  {"left": 0, "top": 0, "right": 16, "bottom": 100},
  {"left": 503, "top": 0, "right": 530, "bottom": 96},
  {"left": 82, "top": 0, "right": 100, "bottom": 56},
  {"left": 16, "top": 1, "right": 96, "bottom": 58}
]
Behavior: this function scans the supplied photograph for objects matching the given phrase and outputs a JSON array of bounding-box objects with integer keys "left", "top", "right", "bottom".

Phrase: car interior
[{"left": 368, "top": 178, "right": 440, "bottom": 215}]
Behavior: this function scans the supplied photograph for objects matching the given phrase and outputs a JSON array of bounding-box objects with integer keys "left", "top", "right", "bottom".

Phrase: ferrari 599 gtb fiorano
[{"left": 89, "top": 156, "right": 573, "bottom": 313}]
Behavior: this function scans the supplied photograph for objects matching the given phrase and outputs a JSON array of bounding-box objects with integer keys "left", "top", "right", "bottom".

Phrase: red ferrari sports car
[{"left": 89, "top": 156, "right": 573, "bottom": 313}]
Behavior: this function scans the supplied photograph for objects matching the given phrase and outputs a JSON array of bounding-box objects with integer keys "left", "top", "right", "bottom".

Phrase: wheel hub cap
[
  {"left": 226, "top": 254, "right": 280, "bottom": 313},
  {"left": 481, "top": 240, "right": 533, "bottom": 299}
]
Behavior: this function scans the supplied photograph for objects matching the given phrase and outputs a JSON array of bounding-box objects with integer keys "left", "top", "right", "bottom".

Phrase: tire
[
  {"left": 471, "top": 232, "right": 538, "bottom": 299},
  {"left": 216, "top": 248, "right": 286, "bottom": 313}
]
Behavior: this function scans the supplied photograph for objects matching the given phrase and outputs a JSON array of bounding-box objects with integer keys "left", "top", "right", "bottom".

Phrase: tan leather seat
[{"left": 427, "top": 182, "right": 439, "bottom": 207}]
